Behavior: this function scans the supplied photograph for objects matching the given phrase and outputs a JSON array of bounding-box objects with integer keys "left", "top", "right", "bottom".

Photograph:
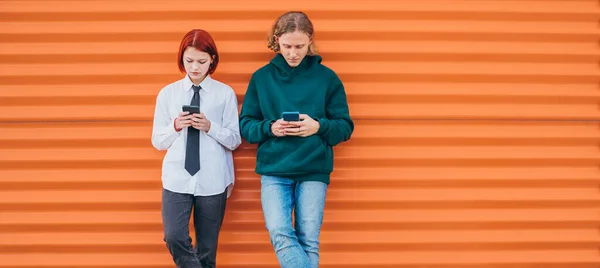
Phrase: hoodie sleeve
[
  {"left": 316, "top": 75, "right": 354, "bottom": 146},
  {"left": 239, "top": 75, "right": 276, "bottom": 144}
]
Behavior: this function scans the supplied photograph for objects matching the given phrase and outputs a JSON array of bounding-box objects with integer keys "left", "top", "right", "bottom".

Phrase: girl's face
[
  {"left": 182, "top": 46, "right": 213, "bottom": 84},
  {"left": 278, "top": 31, "right": 311, "bottom": 67}
]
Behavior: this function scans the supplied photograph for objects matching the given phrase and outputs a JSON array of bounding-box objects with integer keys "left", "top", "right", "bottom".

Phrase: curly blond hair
[{"left": 267, "top": 11, "right": 318, "bottom": 55}]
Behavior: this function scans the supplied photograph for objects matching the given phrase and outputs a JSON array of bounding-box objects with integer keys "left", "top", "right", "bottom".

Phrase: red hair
[{"left": 177, "top": 29, "right": 219, "bottom": 74}]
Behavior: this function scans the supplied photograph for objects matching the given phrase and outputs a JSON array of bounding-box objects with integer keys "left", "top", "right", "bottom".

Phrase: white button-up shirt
[{"left": 151, "top": 75, "right": 241, "bottom": 197}]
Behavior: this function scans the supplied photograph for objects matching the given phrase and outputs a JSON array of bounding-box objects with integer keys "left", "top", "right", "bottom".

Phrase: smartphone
[
  {"left": 281, "top": 111, "right": 300, "bottom": 121},
  {"left": 182, "top": 105, "right": 200, "bottom": 115}
]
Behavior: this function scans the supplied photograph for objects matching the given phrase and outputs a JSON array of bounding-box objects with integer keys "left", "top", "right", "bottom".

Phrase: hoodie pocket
[{"left": 257, "top": 135, "right": 329, "bottom": 173}]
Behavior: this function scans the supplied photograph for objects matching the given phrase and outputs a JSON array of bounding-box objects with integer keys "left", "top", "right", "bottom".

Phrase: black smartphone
[{"left": 182, "top": 105, "right": 200, "bottom": 115}]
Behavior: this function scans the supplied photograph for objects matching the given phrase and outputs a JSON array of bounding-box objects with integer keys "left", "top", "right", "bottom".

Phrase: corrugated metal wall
[{"left": 1, "top": 0, "right": 599, "bottom": 267}]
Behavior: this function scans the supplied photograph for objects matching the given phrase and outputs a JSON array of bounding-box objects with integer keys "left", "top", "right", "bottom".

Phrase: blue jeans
[{"left": 261, "top": 175, "right": 328, "bottom": 268}]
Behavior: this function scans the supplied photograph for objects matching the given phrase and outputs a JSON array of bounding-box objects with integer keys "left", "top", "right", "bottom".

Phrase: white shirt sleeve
[
  {"left": 151, "top": 88, "right": 180, "bottom": 150},
  {"left": 206, "top": 88, "right": 242, "bottom": 151}
]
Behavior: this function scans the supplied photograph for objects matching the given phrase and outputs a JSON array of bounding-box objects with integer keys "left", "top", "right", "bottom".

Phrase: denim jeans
[
  {"left": 161, "top": 188, "right": 227, "bottom": 268},
  {"left": 261, "top": 175, "right": 328, "bottom": 268}
]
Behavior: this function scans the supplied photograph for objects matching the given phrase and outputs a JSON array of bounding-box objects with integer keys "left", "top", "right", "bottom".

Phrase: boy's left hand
[{"left": 283, "top": 114, "right": 320, "bottom": 137}]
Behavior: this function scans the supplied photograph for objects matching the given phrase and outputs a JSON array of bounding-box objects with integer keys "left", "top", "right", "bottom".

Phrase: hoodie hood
[{"left": 269, "top": 53, "right": 322, "bottom": 76}]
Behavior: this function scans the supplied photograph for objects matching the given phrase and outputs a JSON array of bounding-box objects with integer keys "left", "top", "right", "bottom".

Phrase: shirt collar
[{"left": 183, "top": 74, "right": 212, "bottom": 92}]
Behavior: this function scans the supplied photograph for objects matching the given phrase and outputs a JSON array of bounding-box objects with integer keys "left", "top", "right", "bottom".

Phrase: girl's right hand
[{"left": 175, "top": 112, "right": 193, "bottom": 130}]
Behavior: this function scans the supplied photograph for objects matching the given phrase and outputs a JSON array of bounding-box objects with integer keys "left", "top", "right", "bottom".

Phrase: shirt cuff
[
  {"left": 206, "top": 120, "right": 220, "bottom": 137},
  {"left": 173, "top": 118, "right": 182, "bottom": 132}
]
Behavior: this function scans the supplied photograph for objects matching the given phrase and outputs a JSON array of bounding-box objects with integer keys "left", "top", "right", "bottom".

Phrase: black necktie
[{"left": 185, "top": 85, "right": 201, "bottom": 176}]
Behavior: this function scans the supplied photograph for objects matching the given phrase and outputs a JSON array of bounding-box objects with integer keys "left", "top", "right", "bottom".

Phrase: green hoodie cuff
[
  {"left": 264, "top": 119, "right": 276, "bottom": 138},
  {"left": 316, "top": 118, "right": 330, "bottom": 136}
]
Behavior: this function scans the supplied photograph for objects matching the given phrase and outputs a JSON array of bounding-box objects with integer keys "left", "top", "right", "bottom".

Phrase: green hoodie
[{"left": 239, "top": 53, "right": 354, "bottom": 184}]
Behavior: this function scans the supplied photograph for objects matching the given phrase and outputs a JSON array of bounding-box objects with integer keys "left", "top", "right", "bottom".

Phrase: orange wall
[{"left": 1, "top": 1, "right": 600, "bottom": 267}]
